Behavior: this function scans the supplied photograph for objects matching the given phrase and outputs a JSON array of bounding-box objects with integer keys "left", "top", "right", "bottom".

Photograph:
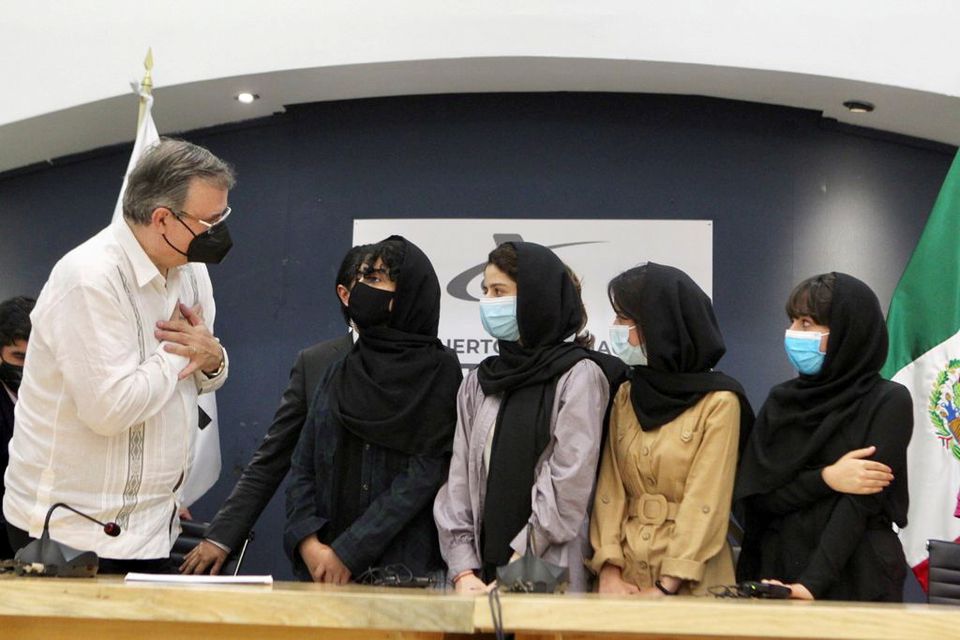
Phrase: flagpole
[{"left": 136, "top": 48, "right": 154, "bottom": 128}]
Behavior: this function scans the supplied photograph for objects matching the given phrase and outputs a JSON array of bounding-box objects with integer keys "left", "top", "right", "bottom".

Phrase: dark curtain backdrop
[{"left": 0, "top": 93, "right": 953, "bottom": 585}]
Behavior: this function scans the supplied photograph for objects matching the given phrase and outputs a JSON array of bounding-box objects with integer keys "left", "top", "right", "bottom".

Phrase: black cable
[
  {"left": 708, "top": 584, "right": 743, "bottom": 598},
  {"left": 707, "top": 582, "right": 793, "bottom": 599},
  {"left": 488, "top": 587, "right": 505, "bottom": 640},
  {"left": 355, "top": 563, "right": 438, "bottom": 588}
]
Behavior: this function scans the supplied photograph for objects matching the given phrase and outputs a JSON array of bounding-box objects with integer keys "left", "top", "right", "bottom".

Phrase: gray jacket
[{"left": 433, "top": 359, "right": 609, "bottom": 591}]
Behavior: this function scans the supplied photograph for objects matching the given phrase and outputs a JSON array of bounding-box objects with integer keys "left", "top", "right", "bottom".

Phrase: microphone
[
  {"left": 43, "top": 502, "right": 122, "bottom": 538},
  {"left": 14, "top": 502, "right": 123, "bottom": 577}
]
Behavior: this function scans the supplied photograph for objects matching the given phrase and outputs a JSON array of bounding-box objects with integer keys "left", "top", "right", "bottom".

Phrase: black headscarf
[
  {"left": 735, "top": 273, "right": 888, "bottom": 500},
  {"left": 624, "top": 264, "right": 753, "bottom": 443},
  {"left": 330, "top": 236, "right": 462, "bottom": 457},
  {"left": 476, "top": 242, "right": 625, "bottom": 573}
]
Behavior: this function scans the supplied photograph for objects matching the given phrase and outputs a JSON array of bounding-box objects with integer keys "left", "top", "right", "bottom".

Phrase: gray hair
[{"left": 122, "top": 138, "right": 236, "bottom": 225}]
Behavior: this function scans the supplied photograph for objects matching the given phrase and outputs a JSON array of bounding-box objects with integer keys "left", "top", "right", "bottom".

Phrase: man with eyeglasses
[{"left": 3, "top": 138, "right": 235, "bottom": 573}]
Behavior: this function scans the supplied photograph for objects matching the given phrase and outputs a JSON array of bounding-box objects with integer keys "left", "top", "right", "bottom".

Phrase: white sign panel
[{"left": 354, "top": 219, "right": 712, "bottom": 368}]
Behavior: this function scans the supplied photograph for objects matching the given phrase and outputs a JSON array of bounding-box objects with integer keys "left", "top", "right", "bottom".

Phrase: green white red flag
[{"left": 882, "top": 150, "right": 960, "bottom": 590}]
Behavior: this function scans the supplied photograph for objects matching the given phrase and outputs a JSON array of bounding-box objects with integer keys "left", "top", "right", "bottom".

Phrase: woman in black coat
[
  {"left": 735, "top": 272, "right": 912, "bottom": 601},
  {"left": 284, "top": 236, "right": 462, "bottom": 583}
]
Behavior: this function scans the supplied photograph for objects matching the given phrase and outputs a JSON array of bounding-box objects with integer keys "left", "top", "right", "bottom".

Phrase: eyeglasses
[
  {"left": 359, "top": 265, "right": 388, "bottom": 278},
  {"left": 358, "top": 265, "right": 392, "bottom": 285},
  {"left": 167, "top": 206, "right": 232, "bottom": 229}
]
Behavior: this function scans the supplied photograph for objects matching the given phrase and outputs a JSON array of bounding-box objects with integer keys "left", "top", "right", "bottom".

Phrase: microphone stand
[{"left": 14, "top": 502, "right": 122, "bottom": 577}]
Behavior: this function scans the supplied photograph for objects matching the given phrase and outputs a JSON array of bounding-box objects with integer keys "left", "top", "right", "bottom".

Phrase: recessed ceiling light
[
  {"left": 843, "top": 100, "right": 874, "bottom": 113},
  {"left": 235, "top": 92, "right": 259, "bottom": 104}
]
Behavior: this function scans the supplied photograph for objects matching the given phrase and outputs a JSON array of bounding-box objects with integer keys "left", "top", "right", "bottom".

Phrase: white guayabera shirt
[{"left": 3, "top": 217, "right": 228, "bottom": 559}]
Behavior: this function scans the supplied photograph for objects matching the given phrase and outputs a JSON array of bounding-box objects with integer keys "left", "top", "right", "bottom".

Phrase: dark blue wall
[{"left": 0, "top": 93, "right": 954, "bottom": 583}]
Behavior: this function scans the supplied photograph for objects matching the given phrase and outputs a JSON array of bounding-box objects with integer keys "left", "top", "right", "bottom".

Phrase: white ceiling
[{"left": 3, "top": 1, "right": 958, "bottom": 174}]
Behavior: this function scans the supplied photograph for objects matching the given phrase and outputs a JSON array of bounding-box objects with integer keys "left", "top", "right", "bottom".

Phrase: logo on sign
[{"left": 444, "top": 233, "right": 606, "bottom": 302}]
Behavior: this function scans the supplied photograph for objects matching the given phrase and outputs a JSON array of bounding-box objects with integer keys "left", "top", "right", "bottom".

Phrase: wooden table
[
  {"left": 0, "top": 577, "right": 474, "bottom": 640},
  {"left": 476, "top": 591, "right": 960, "bottom": 639},
  {"left": 0, "top": 577, "right": 958, "bottom": 640}
]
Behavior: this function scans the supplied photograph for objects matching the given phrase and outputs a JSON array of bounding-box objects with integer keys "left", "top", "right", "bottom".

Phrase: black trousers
[
  {"left": 5, "top": 522, "right": 173, "bottom": 574},
  {"left": 0, "top": 522, "right": 13, "bottom": 560}
]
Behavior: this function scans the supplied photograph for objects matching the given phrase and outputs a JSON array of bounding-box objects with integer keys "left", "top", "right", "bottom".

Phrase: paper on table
[{"left": 124, "top": 572, "right": 273, "bottom": 585}]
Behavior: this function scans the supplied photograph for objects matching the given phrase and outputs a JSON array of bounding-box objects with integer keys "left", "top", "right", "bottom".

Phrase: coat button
[
  {"left": 642, "top": 447, "right": 649, "bottom": 456},
  {"left": 702, "top": 506, "right": 710, "bottom": 514},
  {"left": 641, "top": 532, "right": 651, "bottom": 541},
  {"left": 601, "top": 495, "right": 610, "bottom": 504},
  {"left": 364, "top": 443, "right": 370, "bottom": 451},
  {"left": 362, "top": 483, "right": 369, "bottom": 491},
  {"left": 638, "top": 561, "right": 648, "bottom": 570}
]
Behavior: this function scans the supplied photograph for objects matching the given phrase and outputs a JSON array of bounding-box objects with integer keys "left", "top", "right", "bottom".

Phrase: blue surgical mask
[
  {"left": 480, "top": 296, "right": 520, "bottom": 342},
  {"left": 784, "top": 329, "right": 829, "bottom": 375},
  {"left": 609, "top": 324, "right": 648, "bottom": 366}
]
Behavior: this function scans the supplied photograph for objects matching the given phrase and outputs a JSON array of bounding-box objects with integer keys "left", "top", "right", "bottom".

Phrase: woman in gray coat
[{"left": 433, "top": 241, "right": 624, "bottom": 593}]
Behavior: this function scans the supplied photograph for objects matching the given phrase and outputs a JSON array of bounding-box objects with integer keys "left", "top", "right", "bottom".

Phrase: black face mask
[
  {"left": 164, "top": 216, "right": 233, "bottom": 264},
  {"left": 347, "top": 282, "right": 394, "bottom": 330},
  {"left": 0, "top": 360, "right": 23, "bottom": 393}
]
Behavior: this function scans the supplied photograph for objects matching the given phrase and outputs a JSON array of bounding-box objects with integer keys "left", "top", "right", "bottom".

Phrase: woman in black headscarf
[
  {"left": 433, "top": 241, "right": 626, "bottom": 593},
  {"left": 284, "top": 236, "right": 462, "bottom": 583},
  {"left": 735, "top": 273, "right": 912, "bottom": 601},
  {"left": 588, "top": 263, "right": 753, "bottom": 596}
]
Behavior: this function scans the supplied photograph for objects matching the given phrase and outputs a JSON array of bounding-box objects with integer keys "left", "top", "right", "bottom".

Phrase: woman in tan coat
[{"left": 590, "top": 263, "right": 753, "bottom": 596}]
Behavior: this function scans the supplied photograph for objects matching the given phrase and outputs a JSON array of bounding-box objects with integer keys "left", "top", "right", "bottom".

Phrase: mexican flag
[{"left": 882, "top": 150, "right": 960, "bottom": 590}]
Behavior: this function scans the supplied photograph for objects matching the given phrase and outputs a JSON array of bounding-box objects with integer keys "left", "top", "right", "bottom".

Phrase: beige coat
[{"left": 589, "top": 384, "right": 740, "bottom": 595}]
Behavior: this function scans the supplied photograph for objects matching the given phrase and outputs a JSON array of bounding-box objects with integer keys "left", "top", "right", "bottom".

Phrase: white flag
[
  {"left": 113, "top": 89, "right": 222, "bottom": 507},
  {"left": 111, "top": 92, "right": 160, "bottom": 223}
]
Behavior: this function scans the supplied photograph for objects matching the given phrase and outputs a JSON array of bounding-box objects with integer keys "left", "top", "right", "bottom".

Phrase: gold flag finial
[
  {"left": 136, "top": 48, "right": 154, "bottom": 128},
  {"left": 141, "top": 48, "right": 154, "bottom": 96}
]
